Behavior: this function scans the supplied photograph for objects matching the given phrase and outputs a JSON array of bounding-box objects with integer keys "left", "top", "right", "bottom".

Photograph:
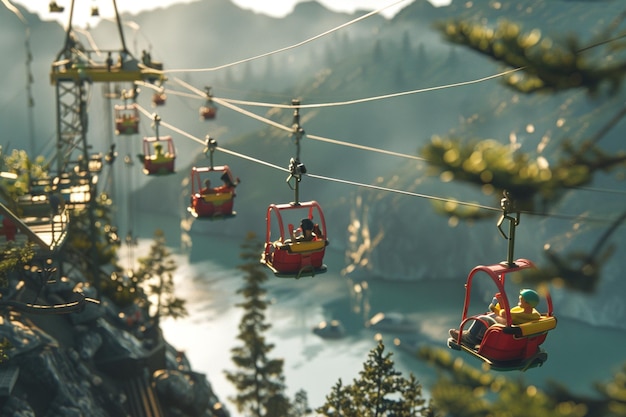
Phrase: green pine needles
[
  {"left": 226, "top": 232, "right": 293, "bottom": 417},
  {"left": 317, "top": 341, "right": 434, "bottom": 417}
]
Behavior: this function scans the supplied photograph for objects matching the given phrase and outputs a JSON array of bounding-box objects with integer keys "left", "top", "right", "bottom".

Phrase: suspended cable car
[
  {"left": 447, "top": 192, "right": 556, "bottom": 371},
  {"left": 137, "top": 114, "right": 175, "bottom": 175},
  {"left": 140, "top": 136, "right": 175, "bottom": 175},
  {"left": 188, "top": 138, "right": 239, "bottom": 219},
  {"left": 260, "top": 157, "right": 328, "bottom": 278},
  {"left": 200, "top": 104, "right": 217, "bottom": 120},
  {"left": 199, "top": 86, "right": 217, "bottom": 120},
  {"left": 261, "top": 201, "right": 328, "bottom": 279},
  {"left": 188, "top": 166, "right": 239, "bottom": 220},
  {"left": 152, "top": 91, "right": 166, "bottom": 106},
  {"left": 114, "top": 103, "right": 139, "bottom": 135},
  {"left": 447, "top": 259, "right": 557, "bottom": 371}
]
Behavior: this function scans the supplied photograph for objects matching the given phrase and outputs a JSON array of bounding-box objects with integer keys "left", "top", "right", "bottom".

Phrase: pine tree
[
  {"left": 416, "top": 6, "right": 626, "bottom": 416},
  {"left": 134, "top": 229, "right": 186, "bottom": 324},
  {"left": 225, "top": 232, "right": 292, "bottom": 417},
  {"left": 421, "top": 5, "right": 626, "bottom": 292},
  {"left": 291, "top": 389, "right": 312, "bottom": 417},
  {"left": 595, "top": 363, "right": 626, "bottom": 416},
  {"left": 317, "top": 341, "right": 433, "bottom": 417},
  {"left": 419, "top": 345, "right": 619, "bottom": 417},
  {"left": 318, "top": 379, "right": 352, "bottom": 417},
  {"left": 0, "top": 242, "right": 35, "bottom": 288}
]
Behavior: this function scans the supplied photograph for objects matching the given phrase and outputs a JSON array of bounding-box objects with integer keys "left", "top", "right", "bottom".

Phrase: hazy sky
[{"left": 11, "top": 0, "right": 449, "bottom": 27}]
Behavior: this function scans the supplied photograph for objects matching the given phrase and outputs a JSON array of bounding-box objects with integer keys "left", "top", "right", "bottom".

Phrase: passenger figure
[
  {"left": 213, "top": 172, "right": 240, "bottom": 194},
  {"left": 449, "top": 288, "right": 541, "bottom": 346},
  {"left": 291, "top": 218, "right": 318, "bottom": 242},
  {"left": 201, "top": 179, "right": 215, "bottom": 195},
  {"left": 152, "top": 143, "right": 170, "bottom": 162}
]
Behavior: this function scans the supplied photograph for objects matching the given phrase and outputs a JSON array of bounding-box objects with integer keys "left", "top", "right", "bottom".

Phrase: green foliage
[
  {"left": 0, "top": 338, "right": 11, "bottom": 363},
  {"left": 594, "top": 363, "right": 626, "bottom": 416},
  {"left": 436, "top": 19, "right": 626, "bottom": 94},
  {"left": 421, "top": 136, "right": 595, "bottom": 212},
  {"left": 0, "top": 242, "right": 35, "bottom": 288},
  {"left": 133, "top": 229, "right": 187, "bottom": 323},
  {"left": 519, "top": 244, "right": 612, "bottom": 293},
  {"left": 424, "top": 10, "right": 626, "bottom": 291},
  {"left": 430, "top": 198, "right": 495, "bottom": 223},
  {"left": 225, "top": 232, "right": 292, "bottom": 417},
  {"left": 0, "top": 148, "right": 49, "bottom": 202},
  {"left": 419, "top": 345, "right": 590, "bottom": 417},
  {"left": 420, "top": 345, "right": 626, "bottom": 417},
  {"left": 66, "top": 192, "right": 120, "bottom": 286},
  {"left": 317, "top": 341, "right": 433, "bottom": 417},
  {"left": 291, "top": 389, "right": 313, "bottom": 417},
  {"left": 420, "top": 8, "right": 626, "bottom": 417},
  {"left": 100, "top": 270, "right": 143, "bottom": 309}
]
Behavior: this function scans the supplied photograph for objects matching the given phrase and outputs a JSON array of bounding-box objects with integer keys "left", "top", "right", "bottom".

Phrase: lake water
[{"left": 123, "top": 214, "right": 626, "bottom": 416}]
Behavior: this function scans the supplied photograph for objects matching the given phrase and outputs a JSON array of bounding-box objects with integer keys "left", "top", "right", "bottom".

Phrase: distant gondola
[
  {"left": 114, "top": 103, "right": 139, "bottom": 135},
  {"left": 152, "top": 91, "right": 166, "bottom": 106},
  {"left": 140, "top": 136, "right": 176, "bottom": 175},
  {"left": 187, "top": 165, "right": 239, "bottom": 220},
  {"left": 199, "top": 86, "right": 217, "bottom": 120}
]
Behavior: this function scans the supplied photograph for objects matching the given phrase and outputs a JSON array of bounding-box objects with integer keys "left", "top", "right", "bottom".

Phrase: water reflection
[{"left": 128, "top": 215, "right": 626, "bottom": 416}]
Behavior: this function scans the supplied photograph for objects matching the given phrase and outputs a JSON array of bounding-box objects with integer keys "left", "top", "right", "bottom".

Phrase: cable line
[
  {"left": 306, "top": 171, "right": 499, "bottom": 211},
  {"left": 170, "top": 77, "right": 626, "bottom": 192},
  {"left": 212, "top": 95, "right": 428, "bottom": 161},
  {"left": 216, "top": 67, "right": 526, "bottom": 109},
  {"left": 215, "top": 97, "right": 293, "bottom": 134},
  {"left": 135, "top": 101, "right": 290, "bottom": 172},
  {"left": 306, "top": 133, "right": 426, "bottom": 161},
  {"left": 212, "top": 94, "right": 426, "bottom": 160},
  {"left": 159, "top": 119, "right": 204, "bottom": 146},
  {"left": 163, "top": 0, "right": 411, "bottom": 74},
  {"left": 218, "top": 146, "right": 290, "bottom": 173},
  {"left": 131, "top": 100, "right": 622, "bottom": 224},
  {"left": 2, "top": 0, "right": 27, "bottom": 24},
  {"left": 567, "top": 186, "right": 626, "bottom": 196},
  {"left": 163, "top": 76, "right": 626, "bottom": 198},
  {"left": 306, "top": 172, "right": 615, "bottom": 223}
]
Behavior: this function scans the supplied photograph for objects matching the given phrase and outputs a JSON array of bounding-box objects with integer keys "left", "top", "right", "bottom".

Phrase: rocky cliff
[{"left": 0, "top": 272, "right": 229, "bottom": 417}]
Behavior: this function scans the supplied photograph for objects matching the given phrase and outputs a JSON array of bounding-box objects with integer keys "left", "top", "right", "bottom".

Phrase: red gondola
[
  {"left": 447, "top": 259, "right": 557, "bottom": 371},
  {"left": 200, "top": 104, "right": 217, "bottom": 120},
  {"left": 152, "top": 91, "right": 166, "bottom": 106},
  {"left": 199, "top": 86, "right": 217, "bottom": 120},
  {"left": 141, "top": 136, "right": 175, "bottom": 175},
  {"left": 114, "top": 103, "right": 139, "bottom": 135},
  {"left": 188, "top": 165, "right": 238, "bottom": 219},
  {"left": 261, "top": 201, "right": 328, "bottom": 279}
]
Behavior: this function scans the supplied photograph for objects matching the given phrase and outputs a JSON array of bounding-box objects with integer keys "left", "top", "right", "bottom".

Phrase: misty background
[{"left": 1, "top": 0, "right": 625, "bottom": 331}]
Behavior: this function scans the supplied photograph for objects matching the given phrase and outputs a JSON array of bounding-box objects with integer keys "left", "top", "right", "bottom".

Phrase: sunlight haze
[{"left": 12, "top": 0, "right": 450, "bottom": 28}]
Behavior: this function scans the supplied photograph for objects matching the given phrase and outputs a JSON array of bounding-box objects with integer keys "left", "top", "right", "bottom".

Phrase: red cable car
[
  {"left": 261, "top": 201, "right": 329, "bottom": 279},
  {"left": 447, "top": 259, "right": 557, "bottom": 371},
  {"left": 199, "top": 86, "right": 217, "bottom": 120},
  {"left": 200, "top": 103, "right": 217, "bottom": 120},
  {"left": 114, "top": 103, "right": 139, "bottom": 135},
  {"left": 141, "top": 136, "right": 175, "bottom": 175},
  {"left": 188, "top": 165, "right": 239, "bottom": 219},
  {"left": 152, "top": 91, "right": 166, "bottom": 106}
]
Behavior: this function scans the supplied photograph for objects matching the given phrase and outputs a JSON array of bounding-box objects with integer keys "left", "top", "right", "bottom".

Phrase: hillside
[{"left": 2, "top": 0, "right": 626, "bottom": 332}]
